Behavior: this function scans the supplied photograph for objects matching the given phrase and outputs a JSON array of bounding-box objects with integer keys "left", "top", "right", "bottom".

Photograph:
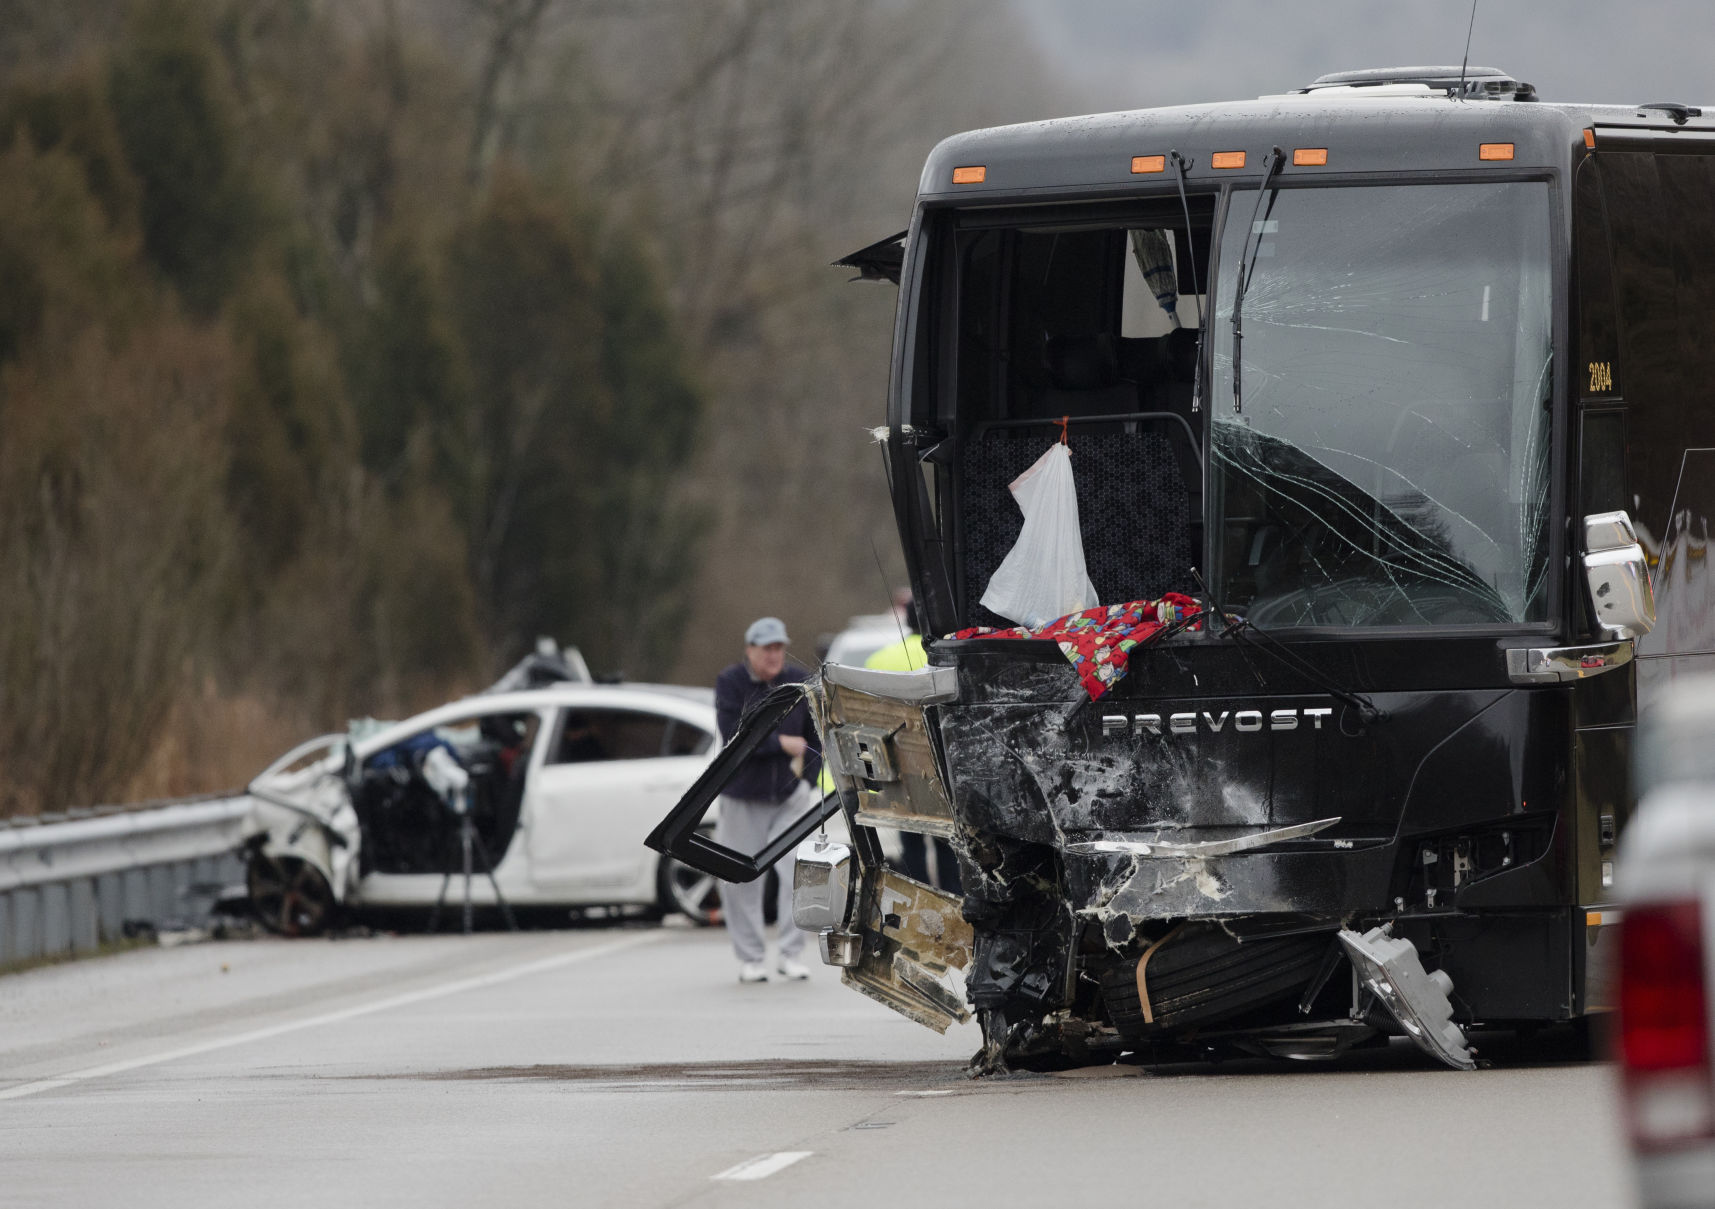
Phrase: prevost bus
[{"left": 649, "top": 67, "right": 1714, "bottom": 1072}]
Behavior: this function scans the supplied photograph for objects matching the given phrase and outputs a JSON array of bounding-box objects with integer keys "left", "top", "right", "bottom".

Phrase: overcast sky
[{"left": 1011, "top": 0, "right": 1712, "bottom": 114}]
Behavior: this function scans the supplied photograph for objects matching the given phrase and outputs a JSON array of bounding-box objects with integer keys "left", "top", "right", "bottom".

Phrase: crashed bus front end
[
  {"left": 651, "top": 74, "right": 1713, "bottom": 1071},
  {"left": 804, "top": 635, "right": 1586, "bottom": 1072}
]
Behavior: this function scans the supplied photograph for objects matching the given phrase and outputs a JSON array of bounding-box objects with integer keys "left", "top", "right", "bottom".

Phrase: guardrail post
[
  {"left": 13, "top": 887, "right": 41, "bottom": 962},
  {"left": 42, "top": 883, "right": 71, "bottom": 955},
  {"left": 71, "top": 878, "right": 98, "bottom": 950},
  {"left": 172, "top": 860, "right": 193, "bottom": 917},
  {"left": 148, "top": 865, "right": 173, "bottom": 922},
  {"left": 123, "top": 868, "right": 148, "bottom": 923},
  {"left": 98, "top": 873, "right": 123, "bottom": 942}
]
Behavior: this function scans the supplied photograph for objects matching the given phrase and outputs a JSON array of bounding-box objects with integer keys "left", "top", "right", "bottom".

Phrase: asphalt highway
[{"left": 0, "top": 922, "right": 1635, "bottom": 1208}]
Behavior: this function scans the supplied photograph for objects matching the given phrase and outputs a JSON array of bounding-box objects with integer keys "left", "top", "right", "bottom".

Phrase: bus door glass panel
[
  {"left": 1607, "top": 149, "right": 1715, "bottom": 661},
  {"left": 1208, "top": 181, "right": 1554, "bottom": 628},
  {"left": 525, "top": 708, "right": 684, "bottom": 891}
]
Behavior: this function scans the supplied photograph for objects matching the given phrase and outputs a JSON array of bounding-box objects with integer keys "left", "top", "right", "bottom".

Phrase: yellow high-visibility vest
[
  {"left": 817, "top": 634, "right": 927, "bottom": 792},
  {"left": 863, "top": 634, "right": 926, "bottom": 672}
]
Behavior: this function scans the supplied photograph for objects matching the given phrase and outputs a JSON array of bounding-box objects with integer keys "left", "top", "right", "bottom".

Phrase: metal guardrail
[
  {"left": 0, "top": 788, "right": 245, "bottom": 830},
  {"left": 0, "top": 796, "right": 253, "bottom": 969}
]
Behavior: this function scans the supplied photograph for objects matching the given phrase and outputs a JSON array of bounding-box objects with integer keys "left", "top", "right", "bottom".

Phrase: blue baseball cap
[{"left": 744, "top": 616, "right": 790, "bottom": 646}]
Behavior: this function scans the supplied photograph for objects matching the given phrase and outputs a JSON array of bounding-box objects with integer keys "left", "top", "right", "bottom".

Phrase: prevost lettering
[{"left": 1101, "top": 708, "right": 1333, "bottom": 737}]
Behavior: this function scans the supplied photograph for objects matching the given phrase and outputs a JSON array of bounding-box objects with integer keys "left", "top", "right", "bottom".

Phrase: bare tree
[
  {"left": 433, "top": 0, "right": 1067, "bottom": 678},
  {"left": 464, "top": 0, "right": 554, "bottom": 187}
]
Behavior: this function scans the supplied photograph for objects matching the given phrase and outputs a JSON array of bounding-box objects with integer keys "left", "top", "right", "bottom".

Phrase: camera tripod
[{"left": 427, "top": 785, "right": 519, "bottom": 935}]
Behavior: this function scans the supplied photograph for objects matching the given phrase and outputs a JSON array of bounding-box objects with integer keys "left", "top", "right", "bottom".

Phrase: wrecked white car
[{"left": 241, "top": 681, "right": 721, "bottom": 935}]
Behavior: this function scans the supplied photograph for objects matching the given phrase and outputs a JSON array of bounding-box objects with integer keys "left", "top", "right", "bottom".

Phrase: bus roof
[{"left": 918, "top": 94, "right": 1715, "bottom": 200}]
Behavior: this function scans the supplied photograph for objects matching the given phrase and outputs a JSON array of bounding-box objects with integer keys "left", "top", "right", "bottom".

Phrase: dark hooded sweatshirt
[{"left": 713, "top": 662, "right": 822, "bottom": 802}]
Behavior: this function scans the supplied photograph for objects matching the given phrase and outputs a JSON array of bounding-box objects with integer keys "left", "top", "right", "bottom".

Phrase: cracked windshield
[{"left": 1210, "top": 181, "right": 1553, "bottom": 627}]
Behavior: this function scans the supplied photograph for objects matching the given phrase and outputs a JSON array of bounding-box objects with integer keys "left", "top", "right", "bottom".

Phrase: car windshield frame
[{"left": 1203, "top": 172, "right": 1564, "bottom": 635}]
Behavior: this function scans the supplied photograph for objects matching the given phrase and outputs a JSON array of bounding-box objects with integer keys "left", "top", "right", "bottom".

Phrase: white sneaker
[
  {"left": 777, "top": 957, "right": 810, "bottom": 981},
  {"left": 738, "top": 961, "right": 770, "bottom": 983}
]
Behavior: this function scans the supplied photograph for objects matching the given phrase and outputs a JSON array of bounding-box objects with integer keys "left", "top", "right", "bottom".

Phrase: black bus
[{"left": 651, "top": 67, "right": 1714, "bottom": 1072}]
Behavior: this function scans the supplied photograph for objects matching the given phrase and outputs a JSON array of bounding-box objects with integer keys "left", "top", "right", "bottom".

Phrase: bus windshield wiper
[
  {"left": 1219, "top": 612, "right": 1387, "bottom": 725},
  {"left": 1190, "top": 570, "right": 1386, "bottom": 724},
  {"left": 1231, "top": 146, "right": 1285, "bottom": 417},
  {"left": 1168, "top": 151, "right": 1205, "bottom": 328}
]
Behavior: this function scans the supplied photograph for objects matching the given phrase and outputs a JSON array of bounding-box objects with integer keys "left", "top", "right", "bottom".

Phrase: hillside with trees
[{"left": 0, "top": 0, "right": 1062, "bottom": 816}]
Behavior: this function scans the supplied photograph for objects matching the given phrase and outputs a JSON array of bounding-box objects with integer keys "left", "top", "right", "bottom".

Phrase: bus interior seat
[{"left": 1034, "top": 333, "right": 1137, "bottom": 418}]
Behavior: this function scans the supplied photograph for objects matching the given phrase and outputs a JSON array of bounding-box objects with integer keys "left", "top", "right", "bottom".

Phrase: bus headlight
[{"left": 792, "top": 837, "right": 852, "bottom": 932}]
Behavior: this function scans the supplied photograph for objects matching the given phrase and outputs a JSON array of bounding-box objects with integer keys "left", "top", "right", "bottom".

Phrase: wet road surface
[{"left": 0, "top": 923, "right": 1634, "bottom": 1207}]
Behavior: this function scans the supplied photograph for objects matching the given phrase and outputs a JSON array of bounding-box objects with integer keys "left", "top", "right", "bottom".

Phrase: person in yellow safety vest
[
  {"left": 813, "top": 627, "right": 925, "bottom": 795},
  {"left": 863, "top": 631, "right": 926, "bottom": 672}
]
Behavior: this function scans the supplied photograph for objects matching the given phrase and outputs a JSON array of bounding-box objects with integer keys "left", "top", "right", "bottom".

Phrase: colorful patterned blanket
[{"left": 950, "top": 593, "right": 1202, "bottom": 699}]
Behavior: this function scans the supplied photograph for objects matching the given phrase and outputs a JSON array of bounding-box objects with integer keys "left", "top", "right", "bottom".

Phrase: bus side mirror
[{"left": 1584, "top": 510, "right": 1656, "bottom": 640}]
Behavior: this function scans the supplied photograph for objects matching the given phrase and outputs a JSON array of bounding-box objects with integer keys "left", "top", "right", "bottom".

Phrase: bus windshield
[{"left": 1209, "top": 180, "right": 1553, "bottom": 628}]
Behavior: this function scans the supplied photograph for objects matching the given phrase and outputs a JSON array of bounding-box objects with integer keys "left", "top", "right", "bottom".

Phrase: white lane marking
[
  {"left": 711, "top": 1152, "right": 813, "bottom": 1181},
  {"left": 895, "top": 1089, "right": 952, "bottom": 1096},
  {"left": 0, "top": 931, "right": 666, "bottom": 1102}
]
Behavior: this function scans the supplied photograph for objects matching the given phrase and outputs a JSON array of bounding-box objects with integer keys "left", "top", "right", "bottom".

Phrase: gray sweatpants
[{"left": 714, "top": 782, "right": 810, "bottom": 964}]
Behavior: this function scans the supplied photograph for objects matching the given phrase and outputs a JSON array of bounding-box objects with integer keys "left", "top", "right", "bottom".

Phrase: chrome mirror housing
[
  {"left": 1583, "top": 510, "right": 1656, "bottom": 640},
  {"left": 791, "top": 836, "right": 853, "bottom": 932}
]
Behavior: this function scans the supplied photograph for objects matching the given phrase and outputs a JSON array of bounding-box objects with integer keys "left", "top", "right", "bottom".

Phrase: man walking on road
[{"left": 714, "top": 617, "right": 822, "bottom": 983}]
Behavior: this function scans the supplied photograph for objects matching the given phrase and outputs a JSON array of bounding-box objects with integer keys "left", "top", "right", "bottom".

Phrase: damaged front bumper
[
  {"left": 239, "top": 734, "right": 363, "bottom": 935},
  {"left": 792, "top": 658, "right": 1493, "bottom": 1071}
]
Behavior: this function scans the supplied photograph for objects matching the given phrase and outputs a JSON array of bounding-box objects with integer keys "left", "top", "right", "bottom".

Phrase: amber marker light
[
  {"left": 1211, "top": 151, "right": 1246, "bottom": 169},
  {"left": 1131, "top": 155, "right": 1166, "bottom": 174},
  {"left": 1584, "top": 128, "right": 1597, "bottom": 149},
  {"left": 1479, "top": 143, "right": 1515, "bottom": 161},
  {"left": 952, "top": 165, "right": 986, "bottom": 184},
  {"left": 1293, "top": 148, "right": 1328, "bottom": 166}
]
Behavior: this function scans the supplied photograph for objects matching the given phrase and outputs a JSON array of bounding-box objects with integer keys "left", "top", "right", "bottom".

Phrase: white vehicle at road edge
[
  {"left": 1616, "top": 675, "right": 1715, "bottom": 1208},
  {"left": 240, "top": 683, "right": 722, "bottom": 934}
]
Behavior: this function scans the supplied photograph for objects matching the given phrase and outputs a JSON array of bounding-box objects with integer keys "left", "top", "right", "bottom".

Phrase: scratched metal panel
[
  {"left": 823, "top": 681, "right": 956, "bottom": 838},
  {"left": 841, "top": 869, "right": 972, "bottom": 1032}
]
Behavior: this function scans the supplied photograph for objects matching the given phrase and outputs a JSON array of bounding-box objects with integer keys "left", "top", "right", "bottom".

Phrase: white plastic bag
[{"left": 980, "top": 442, "right": 1098, "bottom": 629}]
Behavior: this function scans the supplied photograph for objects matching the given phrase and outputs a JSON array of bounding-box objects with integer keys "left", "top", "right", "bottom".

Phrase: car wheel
[
  {"left": 657, "top": 856, "right": 721, "bottom": 926},
  {"left": 248, "top": 852, "right": 336, "bottom": 937}
]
